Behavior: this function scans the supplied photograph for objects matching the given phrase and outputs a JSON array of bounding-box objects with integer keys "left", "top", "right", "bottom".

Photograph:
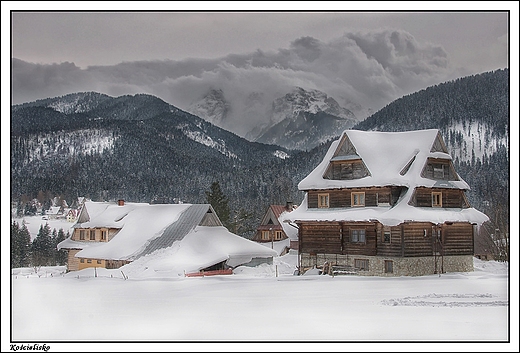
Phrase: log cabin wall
[
  {"left": 299, "top": 222, "right": 342, "bottom": 254},
  {"left": 326, "top": 160, "right": 369, "bottom": 180},
  {"left": 298, "top": 221, "right": 378, "bottom": 256},
  {"left": 307, "top": 187, "right": 405, "bottom": 208},
  {"left": 299, "top": 221, "right": 474, "bottom": 259},
  {"left": 342, "top": 222, "right": 377, "bottom": 256},
  {"left": 375, "top": 224, "right": 402, "bottom": 257},
  {"left": 421, "top": 158, "right": 459, "bottom": 180},
  {"left": 401, "top": 222, "right": 436, "bottom": 257},
  {"left": 441, "top": 222, "right": 474, "bottom": 256},
  {"left": 414, "top": 187, "right": 465, "bottom": 208}
]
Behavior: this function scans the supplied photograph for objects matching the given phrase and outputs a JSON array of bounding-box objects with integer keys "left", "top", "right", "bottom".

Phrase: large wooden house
[
  {"left": 282, "top": 129, "right": 489, "bottom": 276},
  {"left": 58, "top": 200, "right": 276, "bottom": 272},
  {"left": 253, "top": 202, "right": 298, "bottom": 255}
]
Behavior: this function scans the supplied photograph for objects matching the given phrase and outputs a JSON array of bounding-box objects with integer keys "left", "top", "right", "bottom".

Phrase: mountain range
[
  {"left": 187, "top": 86, "right": 360, "bottom": 150},
  {"left": 10, "top": 69, "right": 509, "bottom": 237}
]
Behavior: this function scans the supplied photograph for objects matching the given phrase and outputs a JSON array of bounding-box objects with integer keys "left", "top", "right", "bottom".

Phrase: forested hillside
[{"left": 10, "top": 69, "right": 509, "bottom": 241}]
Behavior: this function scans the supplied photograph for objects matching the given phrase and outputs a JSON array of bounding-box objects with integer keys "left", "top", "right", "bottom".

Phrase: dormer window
[
  {"left": 421, "top": 158, "right": 459, "bottom": 181},
  {"left": 318, "top": 193, "right": 329, "bottom": 208},
  {"left": 432, "top": 192, "right": 442, "bottom": 207},
  {"left": 351, "top": 192, "right": 365, "bottom": 207},
  {"left": 433, "top": 164, "right": 445, "bottom": 179}
]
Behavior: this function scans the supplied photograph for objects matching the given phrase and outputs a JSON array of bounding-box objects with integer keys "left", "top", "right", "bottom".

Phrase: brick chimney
[{"left": 118, "top": 199, "right": 125, "bottom": 206}]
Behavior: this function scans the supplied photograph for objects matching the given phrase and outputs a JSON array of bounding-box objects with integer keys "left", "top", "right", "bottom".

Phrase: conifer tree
[
  {"left": 31, "top": 223, "right": 52, "bottom": 267},
  {"left": 205, "top": 181, "right": 231, "bottom": 228},
  {"left": 11, "top": 221, "right": 31, "bottom": 268},
  {"left": 53, "top": 228, "right": 68, "bottom": 265}
]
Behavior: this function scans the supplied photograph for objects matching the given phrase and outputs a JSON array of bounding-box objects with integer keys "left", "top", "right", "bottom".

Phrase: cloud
[{"left": 12, "top": 29, "right": 463, "bottom": 136}]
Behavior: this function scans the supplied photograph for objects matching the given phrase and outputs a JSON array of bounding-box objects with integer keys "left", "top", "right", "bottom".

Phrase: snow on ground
[{"left": 6, "top": 254, "right": 515, "bottom": 352}]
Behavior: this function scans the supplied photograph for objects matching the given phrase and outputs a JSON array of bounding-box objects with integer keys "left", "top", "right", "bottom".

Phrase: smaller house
[
  {"left": 253, "top": 202, "right": 298, "bottom": 255},
  {"left": 66, "top": 208, "right": 80, "bottom": 222},
  {"left": 58, "top": 200, "right": 276, "bottom": 273},
  {"left": 45, "top": 206, "right": 62, "bottom": 220}
]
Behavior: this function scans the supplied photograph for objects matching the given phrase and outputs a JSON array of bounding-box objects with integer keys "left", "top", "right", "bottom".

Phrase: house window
[
  {"left": 354, "top": 259, "right": 369, "bottom": 271},
  {"left": 432, "top": 192, "right": 442, "bottom": 207},
  {"left": 275, "top": 231, "right": 283, "bottom": 240},
  {"left": 261, "top": 231, "right": 270, "bottom": 240},
  {"left": 351, "top": 192, "right": 365, "bottom": 207},
  {"left": 79, "top": 230, "right": 85, "bottom": 240},
  {"left": 87, "top": 259, "right": 92, "bottom": 263},
  {"left": 433, "top": 164, "right": 445, "bottom": 179},
  {"left": 351, "top": 229, "right": 366, "bottom": 243},
  {"left": 318, "top": 193, "right": 329, "bottom": 208},
  {"left": 101, "top": 230, "right": 107, "bottom": 240},
  {"left": 80, "top": 258, "right": 85, "bottom": 263},
  {"left": 384, "top": 260, "right": 393, "bottom": 273},
  {"left": 97, "top": 260, "right": 102, "bottom": 264},
  {"left": 383, "top": 226, "right": 391, "bottom": 243},
  {"left": 90, "top": 229, "right": 96, "bottom": 240}
]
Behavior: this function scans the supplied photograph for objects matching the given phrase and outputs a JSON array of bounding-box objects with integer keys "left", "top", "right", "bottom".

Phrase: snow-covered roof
[
  {"left": 58, "top": 201, "right": 277, "bottom": 266},
  {"left": 59, "top": 201, "right": 193, "bottom": 260},
  {"left": 298, "top": 129, "right": 470, "bottom": 190},
  {"left": 279, "top": 211, "right": 298, "bottom": 240},
  {"left": 121, "top": 226, "right": 278, "bottom": 274},
  {"left": 258, "top": 238, "right": 291, "bottom": 256},
  {"left": 285, "top": 129, "right": 489, "bottom": 227},
  {"left": 46, "top": 206, "right": 61, "bottom": 215}
]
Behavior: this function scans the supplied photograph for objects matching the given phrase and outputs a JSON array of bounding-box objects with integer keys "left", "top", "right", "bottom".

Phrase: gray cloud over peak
[{"left": 11, "top": 28, "right": 495, "bottom": 136}]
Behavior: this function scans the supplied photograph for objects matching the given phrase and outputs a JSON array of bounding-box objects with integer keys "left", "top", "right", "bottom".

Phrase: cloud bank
[{"left": 12, "top": 29, "right": 483, "bottom": 136}]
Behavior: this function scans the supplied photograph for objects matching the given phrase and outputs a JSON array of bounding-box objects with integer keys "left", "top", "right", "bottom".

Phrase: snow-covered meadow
[
  {"left": 9, "top": 256, "right": 510, "bottom": 345},
  {"left": 6, "top": 216, "right": 517, "bottom": 352}
]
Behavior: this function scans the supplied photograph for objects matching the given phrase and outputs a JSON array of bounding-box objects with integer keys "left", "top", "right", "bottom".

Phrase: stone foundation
[{"left": 300, "top": 253, "right": 473, "bottom": 276}]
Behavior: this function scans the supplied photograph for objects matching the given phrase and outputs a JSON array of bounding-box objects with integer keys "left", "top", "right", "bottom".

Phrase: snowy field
[
  {"left": 5, "top": 215, "right": 517, "bottom": 351},
  {"left": 7, "top": 255, "right": 514, "bottom": 350}
]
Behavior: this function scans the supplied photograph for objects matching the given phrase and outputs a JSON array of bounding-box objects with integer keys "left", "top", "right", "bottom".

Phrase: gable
[
  {"left": 323, "top": 133, "right": 371, "bottom": 180},
  {"left": 430, "top": 132, "right": 448, "bottom": 153},
  {"left": 261, "top": 207, "right": 280, "bottom": 227}
]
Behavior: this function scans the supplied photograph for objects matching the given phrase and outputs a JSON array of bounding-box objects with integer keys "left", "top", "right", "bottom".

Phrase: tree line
[{"left": 11, "top": 221, "right": 68, "bottom": 269}]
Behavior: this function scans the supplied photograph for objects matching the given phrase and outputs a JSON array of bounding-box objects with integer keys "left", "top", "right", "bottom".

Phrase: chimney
[
  {"left": 118, "top": 199, "right": 125, "bottom": 206},
  {"left": 286, "top": 201, "right": 293, "bottom": 210}
]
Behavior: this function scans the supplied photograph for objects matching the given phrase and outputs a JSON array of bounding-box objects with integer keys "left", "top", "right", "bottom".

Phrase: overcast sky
[{"left": 3, "top": 4, "right": 518, "bottom": 137}]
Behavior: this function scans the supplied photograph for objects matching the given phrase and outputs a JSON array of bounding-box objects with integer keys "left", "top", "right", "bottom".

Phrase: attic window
[
  {"left": 433, "top": 164, "right": 445, "bottom": 179},
  {"left": 267, "top": 219, "right": 274, "bottom": 224}
]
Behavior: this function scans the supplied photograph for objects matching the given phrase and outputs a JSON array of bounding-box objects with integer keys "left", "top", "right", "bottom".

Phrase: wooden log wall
[
  {"left": 298, "top": 220, "right": 474, "bottom": 258},
  {"left": 402, "top": 222, "right": 436, "bottom": 257},
  {"left": 375, "top": 224, "right": 402, "bottom": 257},
  {"left": 299, "top": 223, "right": 341, "bottom": 254},
  {"left": 307, "top": 187, "right": 404, "bottom": 208},
  {"left": 414, "top": 187, "right": 465, "bottom": 208},
  {"left": 442, "top": 223, "right": 474, "bottom": 256}
]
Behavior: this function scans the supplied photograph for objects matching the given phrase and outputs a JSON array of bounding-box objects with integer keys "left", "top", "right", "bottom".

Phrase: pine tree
[
  {"left": 205, "top": 181, "right": 231, "bottom": 228},
  {"left": 11, "top": 221, "right": 20, "bottom": 268},
  {"left": 53, "top": 228, "right": 68, "bottom": 266},
  {"left": 31, "top": 223, "right": 52, "bottom": 267},
  {"left": 11, "top": 221, "right": 31, "bottom": 268}
]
